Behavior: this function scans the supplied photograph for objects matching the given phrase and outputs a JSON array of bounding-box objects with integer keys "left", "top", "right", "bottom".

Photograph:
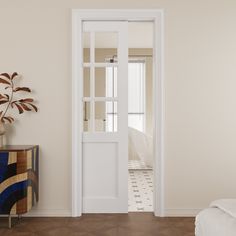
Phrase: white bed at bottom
[{"left": 195, "top": 199, "right": 236, "bottom": 236}]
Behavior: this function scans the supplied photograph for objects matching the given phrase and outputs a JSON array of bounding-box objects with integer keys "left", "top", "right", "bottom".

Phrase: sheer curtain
[
  {"left": 128, "top": 61, "right": 145, "bottom": 132},
  {"left": 106, "top": 60, "right": 145, "bottom": 132}
]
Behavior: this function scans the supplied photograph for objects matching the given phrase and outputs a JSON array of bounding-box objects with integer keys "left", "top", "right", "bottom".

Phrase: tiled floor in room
[
  {"left": 128, "top": 170, "right": 153, "bottom": 212},
  {"left": 0, "top": 214, "right": 195, "bottom": 236},
  {"left": 128, "top": 160, "right": 152, "bottom": 170},
  {"left": 128, "top": 160, "right": 153, "bottom": 212}
]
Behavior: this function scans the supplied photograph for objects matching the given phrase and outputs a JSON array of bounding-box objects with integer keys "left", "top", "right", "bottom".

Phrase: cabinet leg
[{"left": 8, "top": 215, "right": 11, "bottom": 229}]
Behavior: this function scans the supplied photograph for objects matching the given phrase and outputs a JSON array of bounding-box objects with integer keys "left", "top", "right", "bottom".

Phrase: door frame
[{"left": 72, "top": 9, "right": 165, "bottom": 217}]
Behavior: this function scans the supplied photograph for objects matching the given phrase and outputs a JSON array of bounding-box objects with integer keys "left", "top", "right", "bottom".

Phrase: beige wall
[{"left": 0, "top": 0, "right": 236, "bottom": 216}]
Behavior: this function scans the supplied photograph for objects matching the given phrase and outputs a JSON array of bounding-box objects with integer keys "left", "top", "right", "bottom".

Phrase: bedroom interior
[
  {"left": 0, "top": 2, "right": 236, "bottom": 236},
  {"left": 127, "top": 23, "right": 154, "bottom": 213}
]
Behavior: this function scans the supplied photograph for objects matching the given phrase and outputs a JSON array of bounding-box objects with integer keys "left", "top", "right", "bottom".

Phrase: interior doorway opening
[
  {"left": 82, "top": 21, "right": 155, "bottom": 213},
  {"left": 72, "top": 9, "right": 164, "bottom": 217},
  {"left": 127, "top": 22, "right": 154, "bottom": 212}
]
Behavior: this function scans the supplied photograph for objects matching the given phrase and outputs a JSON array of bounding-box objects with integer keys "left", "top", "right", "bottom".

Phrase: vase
[{"left": 0, "top": 121, "right": 5, "bottom": 148}]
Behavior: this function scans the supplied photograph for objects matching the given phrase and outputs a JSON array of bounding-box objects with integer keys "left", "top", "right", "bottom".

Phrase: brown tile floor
[{"left": 0, "top": 213, "right": 195, "bottom": 236}]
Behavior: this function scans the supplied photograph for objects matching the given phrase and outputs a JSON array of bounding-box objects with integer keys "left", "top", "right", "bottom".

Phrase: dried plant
[{"left": 0, "top": 72, "right": 38, "bottom": 124}]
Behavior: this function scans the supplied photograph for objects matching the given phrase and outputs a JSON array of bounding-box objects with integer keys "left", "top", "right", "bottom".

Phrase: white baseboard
[
  {"left": 22, "top": 208, "right": 203, "bottom": 217},
  {"left": 24, "top": 209, "right": 72, "bottom": 217},
  {"left": 1, "top": 208, "right": 202, "bottom": 217},
  {"left": 164, "top": 208, "right": 202, "bottom": 217}
]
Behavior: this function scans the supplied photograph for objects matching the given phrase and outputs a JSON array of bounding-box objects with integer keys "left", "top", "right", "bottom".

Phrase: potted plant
[{"left": 0, "top": 72, "right": 38, "bottom": 147}]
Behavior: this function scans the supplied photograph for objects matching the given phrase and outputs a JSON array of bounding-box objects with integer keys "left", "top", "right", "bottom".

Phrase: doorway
[
  {"left": 127, "top": 22, "right": 154, "bottom": 212},
  {"left": 72, "top": 9, "right": 164, "bottom": 217}
]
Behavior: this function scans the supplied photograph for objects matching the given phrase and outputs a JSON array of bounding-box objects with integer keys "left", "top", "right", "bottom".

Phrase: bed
[
  {"left": 195, "top": 199, "right": 236, "bottom": 236},
  {"left": 128, "top": 127, "right": 153, "bottom": 168}
]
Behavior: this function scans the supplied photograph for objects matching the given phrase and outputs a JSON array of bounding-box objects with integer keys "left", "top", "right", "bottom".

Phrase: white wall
[{"left": 0, "top": 0, "right": 236, "bottom": 216}]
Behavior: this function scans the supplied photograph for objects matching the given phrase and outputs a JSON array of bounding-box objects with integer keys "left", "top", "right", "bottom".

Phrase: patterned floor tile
[
  {"left": 128, "top": 170, "right": 153, "bottom": 212},
  {"left": 128, "top": 160, "right": 152, "bottom": 170}
]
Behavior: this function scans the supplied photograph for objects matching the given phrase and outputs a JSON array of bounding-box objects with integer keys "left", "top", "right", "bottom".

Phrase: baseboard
[
  {"left": 1, "top": 208, "right": 202, "bottom": 217},
  {"left": 164, "top": 208, "right": 202, "bottom": 217},
  {"left": 22, "top": 208, "right": 203, "bottom": 217},
  {"left": 24, "top": 209, "right": 72, "bottom": 217}
]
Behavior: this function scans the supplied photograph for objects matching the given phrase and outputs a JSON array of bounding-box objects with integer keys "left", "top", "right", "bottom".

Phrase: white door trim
[{"left": 72, "top": 9, "right": 165, "bottom": 217}]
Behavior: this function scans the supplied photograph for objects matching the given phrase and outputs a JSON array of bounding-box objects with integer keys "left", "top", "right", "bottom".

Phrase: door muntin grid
[{"left": 82, "top": 26, "right": 120, "bottom": 133}]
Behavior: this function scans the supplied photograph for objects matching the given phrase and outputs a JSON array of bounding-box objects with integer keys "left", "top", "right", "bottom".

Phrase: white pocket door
[{"left": 82, "top": 21, "right": 128, "bottom": 213}]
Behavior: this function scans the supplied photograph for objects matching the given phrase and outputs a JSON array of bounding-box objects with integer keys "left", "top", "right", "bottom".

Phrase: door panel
[
  {"left": 83, "top": 142, "right": 118, "bottom": 197},
  {"left": 82, "top": 21, "right": 128, "bottom": 213}
]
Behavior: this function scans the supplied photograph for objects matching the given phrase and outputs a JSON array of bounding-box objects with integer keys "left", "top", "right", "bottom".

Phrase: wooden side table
[{"left": 0, "top": 145, "right": 39, "bottom": 228}]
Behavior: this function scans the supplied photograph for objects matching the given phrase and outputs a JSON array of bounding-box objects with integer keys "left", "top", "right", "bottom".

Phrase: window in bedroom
[{"left": 106, "top": 59, "right": 146, "bottom": 132}]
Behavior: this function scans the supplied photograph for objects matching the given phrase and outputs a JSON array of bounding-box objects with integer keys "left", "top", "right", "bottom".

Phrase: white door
[{"left": 82, "top": 21, "right": 128, "bottom": 213}]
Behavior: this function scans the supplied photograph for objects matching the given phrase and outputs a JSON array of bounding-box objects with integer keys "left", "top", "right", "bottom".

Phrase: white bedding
[
  {"left": 196, "top": 199, "right": 236, "bottom": 236},
  {"left": 128, "top": 127, "right": 153, "bottom": 168},
  {"left": 210, "top": 199, "right": 236, "bottom": 218}
]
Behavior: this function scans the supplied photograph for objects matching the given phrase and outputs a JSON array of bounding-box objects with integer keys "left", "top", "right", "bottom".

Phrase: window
[
  {"left": 128, "top": 61, "right": 145, "bottom": 132},
  {"left": 106, "top": 59, "right": 146, "bottom": 132}
]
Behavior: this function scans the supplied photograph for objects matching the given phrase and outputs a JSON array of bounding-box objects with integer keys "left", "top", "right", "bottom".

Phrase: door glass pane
[
  {"left": 95, "top": 67, "right": 117, "bottom": 97},
  {"left": 83, "top": 102, "right": 90, "bottom": 132},
  {"left": 95, "top": 101, "right": 106, "bottom": 132},
  {"left": 106, "top": 101, "right": 117, "bottom": 132},
  {"left": 95, "top": 32, "right": 118, "bottom": 63},
  {"left": 83, "top": 32, "right": 90, "bottom": 63},
  {"left": 95, "top": 101, "right": 117, "bottom": 132},
  {"left": 106, "top": 66, "right": 117, "bottom": 97},
  {"left": 83, "top": 67, "right": 90, "bottom": 97}
]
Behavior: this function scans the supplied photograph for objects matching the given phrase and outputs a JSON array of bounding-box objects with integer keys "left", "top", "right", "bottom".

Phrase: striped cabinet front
[{"left": 0, "top": 145, "right": 39, "bottom": 215}]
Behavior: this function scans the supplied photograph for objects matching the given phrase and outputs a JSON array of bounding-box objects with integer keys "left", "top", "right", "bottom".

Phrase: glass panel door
[{"left": 81, "top": 21, "right": 128, "bottom": 213}]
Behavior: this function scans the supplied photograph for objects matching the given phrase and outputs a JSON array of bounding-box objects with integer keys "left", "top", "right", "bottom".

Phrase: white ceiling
[{"left": 83, "top": 22, "right": 153, "bottom": 48}]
